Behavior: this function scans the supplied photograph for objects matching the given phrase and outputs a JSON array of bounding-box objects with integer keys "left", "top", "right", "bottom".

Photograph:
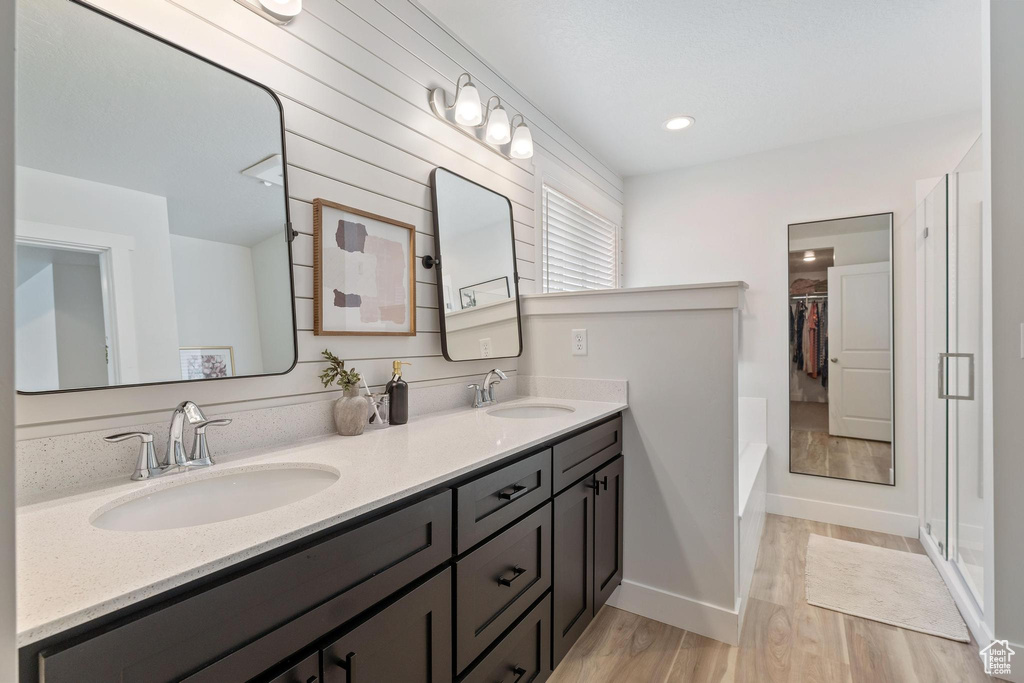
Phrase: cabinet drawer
[
  {"left": 456, "top": 449, "right": 551, "bottom": 553},
  {"left": 552, "top": 416, "right": 622, "bottom": 493},
  {"left": 322, "top": 568, "right": 452, "bottom": 683},
  {"left": 43, "top": 491, "right": 452, "bottom": 683},
  {"left": 262, "top": 652, "right": 320, "bottom": 683},
  {"left": 461, "top": 594, "right": 551, "bottom": 683},
  {"left": 455, "top": 503, "right": 552, "bottom": 673}
]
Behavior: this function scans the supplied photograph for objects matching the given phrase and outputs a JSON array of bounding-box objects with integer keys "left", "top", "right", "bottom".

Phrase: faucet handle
[
  {"left": 105, "top": 432, "right": 165, "bottom": 481},
  {"left": 467, "top": 383, "right": 485, "bottom": 408},
  {"left": 188, "top": 419, "right": 232, "bottom": 468}
]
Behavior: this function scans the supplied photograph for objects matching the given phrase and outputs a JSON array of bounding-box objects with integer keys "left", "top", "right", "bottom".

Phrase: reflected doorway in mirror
[{"left": 312, "top": 199, "right": 416, "bottom": 336}]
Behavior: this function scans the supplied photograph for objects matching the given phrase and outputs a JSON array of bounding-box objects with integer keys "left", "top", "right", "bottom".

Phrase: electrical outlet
[
  {"left": 479, "top": 337, "right": 492, "bottom": 358},
  {"left": 571, "top": 329, "right": 588, "bottom": 356}
]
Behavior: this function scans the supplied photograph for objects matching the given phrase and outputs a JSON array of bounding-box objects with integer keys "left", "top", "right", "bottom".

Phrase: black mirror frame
[
  {"left": 428, "top": 167, "right": 524, "bottom": 363},
  {"left": 15, "top": 0, "right": 298, "bottom": 395}
]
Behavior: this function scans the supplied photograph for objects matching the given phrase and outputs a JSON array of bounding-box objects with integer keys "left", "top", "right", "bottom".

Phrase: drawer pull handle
[
  {"left": 497, "top": 483, "right": 529, "bottom": 501},
  {"left": 497, "top": 565, "right": 527, "bottom": 587},
  {"left": 503, "top": 665, "right": 527, "bottom": 683},
  {"left": 336, "top": 651, "right": 355, "bottom": 682},
  {"left": 587, "top": 475, "right": 608, "bottom": 495}
]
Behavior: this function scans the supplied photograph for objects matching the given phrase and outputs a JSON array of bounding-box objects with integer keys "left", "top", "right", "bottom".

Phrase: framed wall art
[
  {"left": 179, "top": 346, "right": 235, "bottom": 380},
  {"left": 313, "top": 199, "right": 416, "bottom": 336}
]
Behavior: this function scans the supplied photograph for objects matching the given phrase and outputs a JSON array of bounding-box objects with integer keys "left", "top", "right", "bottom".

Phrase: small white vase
[{"left": 333, "top": 387, "right": 369, "bottom": 436}]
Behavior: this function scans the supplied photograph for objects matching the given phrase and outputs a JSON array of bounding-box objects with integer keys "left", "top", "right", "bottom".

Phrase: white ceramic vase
[{"left": 333, "top": 387, "right": 369, "bottom": 436}]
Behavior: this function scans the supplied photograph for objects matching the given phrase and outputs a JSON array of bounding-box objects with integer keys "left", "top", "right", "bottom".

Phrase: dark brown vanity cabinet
[
  {"left": 322, "top": 569, "right": 452, "bottom": 683},
  {"left": 552, "top": 454, "right": 624, "bottom": 668},
  {"left": 22, "top": 413, "right": 624, "bottom": 683}
]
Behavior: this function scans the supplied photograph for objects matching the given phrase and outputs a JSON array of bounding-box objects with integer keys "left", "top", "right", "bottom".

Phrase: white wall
[
  {"left": 0, "top": 0, "right": 16, "bottom": 674},
  {"left": 170, "top": 235, "right": 265, "bottom": 377},
  {"left": 16, "top": 167, "right": 180, "bottom": 384},
  {"left": 251, "top": 232, "right": 295, "bottom": 374},
  {"left": 14, "top": 0, "right": 622, "bottom": 439},
  {"left": 14, "top": 259, "right": 58, "bottom": 392},
  {"left": 520, "top": 284, "right": 745, "bottom": 643},
  {"left": 987, "top": 0, "right": 1024, "bottom": 656},
  {"left": 624, "top": 111, "right": 979, "bottom": 533}
]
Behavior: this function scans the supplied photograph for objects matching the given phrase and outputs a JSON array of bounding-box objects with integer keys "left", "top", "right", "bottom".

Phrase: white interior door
[{"left": 827, "top": 261, "right": 892, "bottom": 441}]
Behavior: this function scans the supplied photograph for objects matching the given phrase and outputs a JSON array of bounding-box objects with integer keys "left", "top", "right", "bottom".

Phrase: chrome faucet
[
  {"left": 105, "top": 400, "right": 231, "bottom": 481},
  {"left": 468, "top": 368, "right": 508, "bottom": 408}
]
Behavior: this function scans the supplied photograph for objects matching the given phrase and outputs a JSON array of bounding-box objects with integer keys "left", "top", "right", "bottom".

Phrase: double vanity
[{"left": 17, "top": 397, "right": 626, "bottom": 682}]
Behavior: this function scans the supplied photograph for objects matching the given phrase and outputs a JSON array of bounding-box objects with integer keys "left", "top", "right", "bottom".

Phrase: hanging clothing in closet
[{"left": 790, "top": 299, "right": 829, "bottom": 389}]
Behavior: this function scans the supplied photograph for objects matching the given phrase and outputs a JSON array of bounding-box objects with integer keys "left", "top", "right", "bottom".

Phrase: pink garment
[{"left": 806, "top": 303, "right": 819, "bottom": 378}]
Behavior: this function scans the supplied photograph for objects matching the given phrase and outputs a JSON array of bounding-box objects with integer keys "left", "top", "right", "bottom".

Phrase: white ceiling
[
  {"left": 418, "top": 0, "right": 982, "bottom": 177},
  {"left": 16, "top": 0, "right": 287, "bottom": 246}
]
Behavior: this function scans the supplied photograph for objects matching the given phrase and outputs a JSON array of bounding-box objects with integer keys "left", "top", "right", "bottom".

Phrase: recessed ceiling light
[
  {"left": 803, "top": 251, "right": 816, "bottom": 262},
  {"left": 663, "top": 116, "right": 695, "bottom": 131}
]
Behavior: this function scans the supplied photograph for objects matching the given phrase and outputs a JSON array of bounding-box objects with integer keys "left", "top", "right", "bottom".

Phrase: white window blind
[{"left": 541, "top": 185, "right": 620, "bottom": 292}]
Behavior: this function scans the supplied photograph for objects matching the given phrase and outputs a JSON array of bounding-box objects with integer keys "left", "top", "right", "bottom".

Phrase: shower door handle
[{"left": 938, "top": 352, "right": 975, "bottom": 400}]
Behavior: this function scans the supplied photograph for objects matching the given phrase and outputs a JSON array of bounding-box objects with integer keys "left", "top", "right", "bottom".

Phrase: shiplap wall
[{"left": 15, "top": 0, "right": 623, "bottom": 437}]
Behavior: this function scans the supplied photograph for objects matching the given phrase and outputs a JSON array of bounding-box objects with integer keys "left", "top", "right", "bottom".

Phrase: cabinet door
[
  {"left": 593, "top": 456, "right": 624, "bottom": 612},
  {"left": 322, "top": 569, "right": 452, "bottom": 683},
  {"left": 552, "top": 477, "right": 594, "bottom": 668}
]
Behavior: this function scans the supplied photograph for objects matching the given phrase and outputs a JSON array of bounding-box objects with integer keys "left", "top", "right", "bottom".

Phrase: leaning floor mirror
[
  {"left": 14, "top": 0, "right": 296, "bottom": 393},
  {"left": 788, "top": 213, "right": 895, "bottom": 485}
]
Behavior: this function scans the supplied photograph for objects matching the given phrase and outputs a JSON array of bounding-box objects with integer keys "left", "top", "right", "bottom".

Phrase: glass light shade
[
  {"left": 454, "top": 81, "right": 483, "bottom": 126},
  {"left": 485, "top": 105, "right": 511, "bottom": 145},
  {"left": 509, "top": 122, "right": 534, "bottom": 159},
  {"left": 258, "top": 0, "right": 302, "bottom": 21}
]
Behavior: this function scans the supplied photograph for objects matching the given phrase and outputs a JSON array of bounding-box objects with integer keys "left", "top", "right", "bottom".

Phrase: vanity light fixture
[
  {"left": 509, "top": 114, "right": 534, "bottom": 159},
  {"left": 234, "top": 0, "right": 302, "bottom": 25},
  {"left": 484, "top": 97, "right": 512, "bottom": 145},
  {"left": 429, "top": 73, "right": 533, "bottom": 160},
  {"left": 803, "top": 251, "right": 816, "bottom": 262},
  {"left": 663, "top": 116, "right": 695, "bottom": 131}
]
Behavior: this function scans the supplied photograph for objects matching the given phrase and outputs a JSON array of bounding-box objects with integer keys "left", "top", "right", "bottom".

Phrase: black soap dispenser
[{"left": 386, "top": 360, "right": 411, "bottom": 425}]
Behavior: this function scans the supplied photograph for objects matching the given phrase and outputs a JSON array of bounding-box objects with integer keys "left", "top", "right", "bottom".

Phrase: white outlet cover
[
  {"left": 480, "top": 337, "right": 492, "bottom": 358},
  {"left": 571, "top": 329, "right": 588, "bottom": 356}
]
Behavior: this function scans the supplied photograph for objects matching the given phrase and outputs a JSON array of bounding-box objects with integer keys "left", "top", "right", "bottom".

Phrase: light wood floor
[
  {"left": 790, "top": 402, "right": 893, "bottom": 485},
  {"left": 549, "top": 514, "right": 994, "bottom": 683}
]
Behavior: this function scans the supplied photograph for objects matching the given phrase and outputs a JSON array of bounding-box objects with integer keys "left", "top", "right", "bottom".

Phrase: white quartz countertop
[{"left": 16, "top": 396, "right": 626, "bottom": 646}]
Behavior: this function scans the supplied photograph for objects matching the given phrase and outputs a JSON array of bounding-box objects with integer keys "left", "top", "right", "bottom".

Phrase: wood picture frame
[{"left": 313, "top": 198, "right": 416, "bottom": 336}]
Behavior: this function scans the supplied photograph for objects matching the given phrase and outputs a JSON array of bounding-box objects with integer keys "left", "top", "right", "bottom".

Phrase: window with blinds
[{"left": 541, "top": 185, "right": 620, "bottom": 292}]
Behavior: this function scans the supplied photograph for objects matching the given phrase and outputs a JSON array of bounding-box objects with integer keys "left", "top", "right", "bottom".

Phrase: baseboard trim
[
  {"left": 766, "top": 493, "right": 920, "bottom": 537},
  {"left": 605, "top": 579, "right": 739, "bottom": 645}
]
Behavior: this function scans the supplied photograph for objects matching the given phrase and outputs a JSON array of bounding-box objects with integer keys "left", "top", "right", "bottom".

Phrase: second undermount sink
[
  {"left": 487, "top": 403, "right": 576, "bottom": 419},
  {"left": 91, "top": 465, "right": 339, "bottom": 532}
]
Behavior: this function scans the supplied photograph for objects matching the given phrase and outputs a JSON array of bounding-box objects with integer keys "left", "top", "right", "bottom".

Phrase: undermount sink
[
  {"left": 487, "top": 403, "right": 576, "bottom": 419},
  {"left": 91, "top": 465, "right": 340, "bottom": 532}
]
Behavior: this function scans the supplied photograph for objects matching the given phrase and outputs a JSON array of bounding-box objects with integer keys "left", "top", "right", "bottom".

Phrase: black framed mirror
[
  {"left": 14, "top": 0, "right": 297, "bottom": 393},
  {"left": 429, "top": 168, "right": 523, "bottom": 362},
  {"left": 787, "top": 212, "right": 895, "bottom": 485}
]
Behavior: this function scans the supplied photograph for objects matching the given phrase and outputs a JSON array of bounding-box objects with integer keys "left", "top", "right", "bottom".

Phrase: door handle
[
  {"left": 497, "top": 565, "right": 527, "bottom": 587},
  {"left": 587, "top": 476, "right": 608, "bottom": 495},
  {"left": 830, "top": 357, "right": 838, "bottom": 363},
  {"left": 938, "top": 352, "right": 975, "bottom": 400},
  {"left": 498, "top": 483, "right": 529, "bottom": 501},
  {"left": 336, "top": 652, "right": 355, "bottom": 682},
  {"left": 504, "top": 665, "right": 527, "bottom": 683}
]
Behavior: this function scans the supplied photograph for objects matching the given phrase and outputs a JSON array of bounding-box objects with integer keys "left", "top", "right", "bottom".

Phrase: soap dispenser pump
[{"left": 386, "top": 361, "right": 411, "bottom": 425}]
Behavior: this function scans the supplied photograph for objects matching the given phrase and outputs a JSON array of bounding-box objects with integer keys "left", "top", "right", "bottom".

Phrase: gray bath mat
[{"left": 805, "top": 533, "right": 969, "bottom": 642}]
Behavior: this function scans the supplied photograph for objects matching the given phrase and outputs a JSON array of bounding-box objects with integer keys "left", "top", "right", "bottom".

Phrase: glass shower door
[
  {"left": 921, "top": 176, "right": 948, "bottom": 558},
  {"left": 948, "top": 139, "right": 985, "bottom": 609}
]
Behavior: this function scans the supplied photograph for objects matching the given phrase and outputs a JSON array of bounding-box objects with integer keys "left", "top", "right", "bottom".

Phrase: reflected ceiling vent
[{"left": 242, "top": 154, "right": 284, "bottom": 187}]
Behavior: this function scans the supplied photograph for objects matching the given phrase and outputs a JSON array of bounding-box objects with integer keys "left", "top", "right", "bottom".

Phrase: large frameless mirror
[
  {"left": 788, "top": 213, "right": 895, "bottom": 485},
  {"left": 15, "top": 0, "right": 296, "bottom": 393},
  {"left": 430, "top": 168, "right": 522, "bottom": 361}
]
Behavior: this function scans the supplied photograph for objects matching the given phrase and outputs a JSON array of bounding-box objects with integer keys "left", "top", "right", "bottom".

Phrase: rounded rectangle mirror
[
  {"left": 430, "top": 168, "right": 523, "bottom": 362},
  {"left": 14, "top": 0, "right": 297, "bottom": 393}
]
